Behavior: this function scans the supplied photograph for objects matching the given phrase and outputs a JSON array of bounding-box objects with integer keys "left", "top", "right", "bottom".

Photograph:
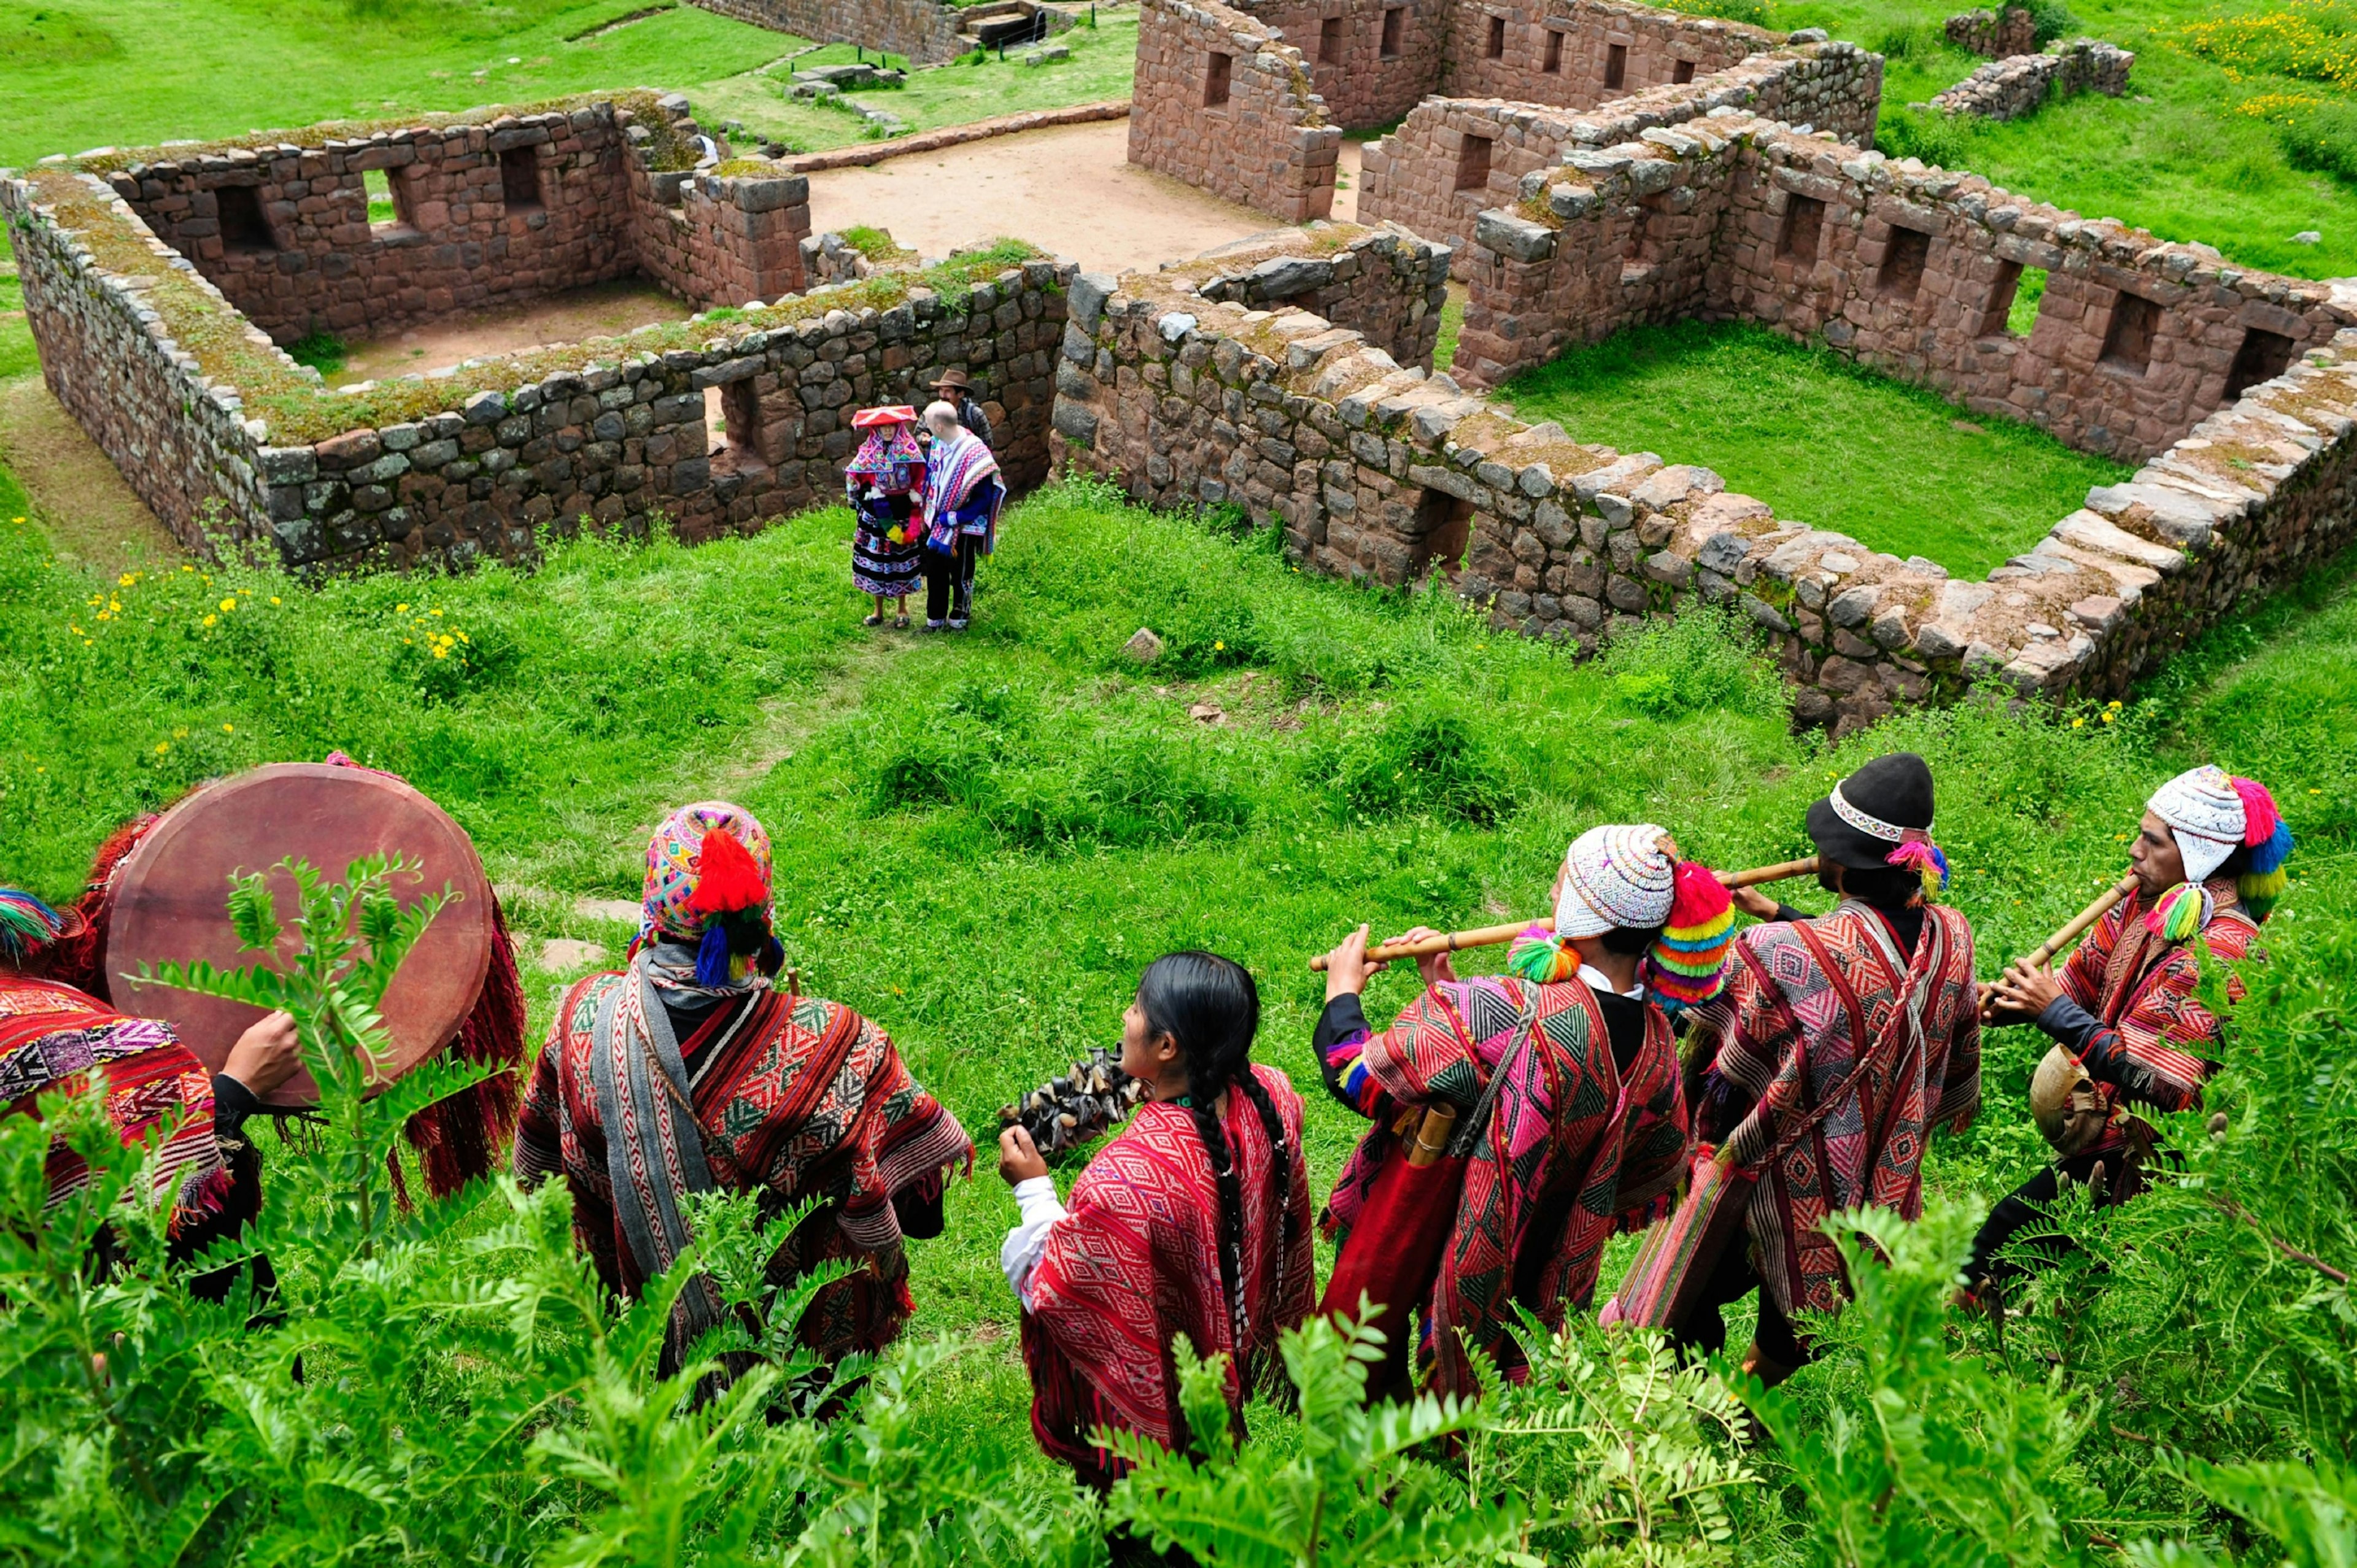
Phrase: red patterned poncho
[
  {"left": 2055, "top": 877, "right": 2253, "bottom": 1157},
  {"left": 1687, "top": 902, "right": 1981, "bottom": 1324},
  {"left": 0, "top": 974, "right": 231, "bottom": 1232},
  {"left": 1021, "top": 1064, "right": 1315, "bottom": 1485},
  {"left": 513, "top": 974, "right": 972, "bottom": 1363},
  {"left": 1322, "top": 977, "right": 1689, "bottom": 1396}
]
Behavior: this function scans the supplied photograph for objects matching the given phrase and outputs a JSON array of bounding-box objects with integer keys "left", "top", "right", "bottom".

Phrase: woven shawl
[
  {"left": 1690, "top": 902, "right": 1979, "bottom": 1321},
  {"left": 1021, "top": 1064, "right": 1315, "bottom": 1476},
  {"left": 1324, "top": 976, "right": 1687, "bottom": 1395}
]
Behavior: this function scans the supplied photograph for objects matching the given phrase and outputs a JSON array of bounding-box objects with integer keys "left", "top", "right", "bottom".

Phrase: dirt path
[
  {"left": 0, "top": 376, "right": 184, "bottom": 573},
  {"left": 330, "top": 279, "right": 691, "bottom": 387},
  {"left": 808, "top": 117, "right": 1349, "bottom": 275}
]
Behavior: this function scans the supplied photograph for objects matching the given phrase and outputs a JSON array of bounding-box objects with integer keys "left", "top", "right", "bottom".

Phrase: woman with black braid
[{"left": 998, "top": 952, "right": 1315, "bottom": 1502}]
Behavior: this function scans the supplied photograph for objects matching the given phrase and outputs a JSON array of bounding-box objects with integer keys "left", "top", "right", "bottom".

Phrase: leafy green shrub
[
  {"left": 1878, "top": 105, "right": 1975, "bottom": 170},
  {"left": 1601, "top": 606, "right": 1788, "bottom": 720},
  {"left": 1323, "top": 692, "right": 1517, "bottom": 826},
  {"left": 2021, "top": 0, "right": 2080, "bottom": 46},
  {"left": 1876, "top": 20, "right": 1936, "bottom": 59}
]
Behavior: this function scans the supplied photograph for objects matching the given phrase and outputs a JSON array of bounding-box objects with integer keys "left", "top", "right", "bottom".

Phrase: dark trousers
[
  {"left": 925, "top": 535, "right": 978, "bottom": 624},
  {"left": 1668, "top": 1233, "right": 1811, "bottom": 1371},
  {"left": 1966, "top": 1149, "right": 2142, "bottom": 1297}
]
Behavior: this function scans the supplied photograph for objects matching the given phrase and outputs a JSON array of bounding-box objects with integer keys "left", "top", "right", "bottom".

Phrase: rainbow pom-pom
[
  {"left": 1507, "top": 924, "right": 1577, "bottom": 983},
  {"left": 2227, "top": 776, "right": 2293, "bottom": 921},
  {"left": 1646, "top": 862, "right": 1735, "bottom": 1010},
  {"left": 2146, "top": 882, "right": 2212, "bottom": 943},
  {"left": 1885, "top": 838, "right": 1951, "bottom": 902},
  {"left": 0, "top": 888, "right": 69, "bottom": 967}
]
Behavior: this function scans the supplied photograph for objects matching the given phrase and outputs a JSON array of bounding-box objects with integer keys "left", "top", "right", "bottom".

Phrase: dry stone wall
[
  {"left": 1930, "top": 38, "right": 2133, "bottom": 120},
  {"left": 1441, "top": 0, "right": 1773, "bottom": 109},
  {"left": 681, "top": 0, "right": 968, "bottom": 63},
  {"left": 1167, "top": 222, "right": 1453, "bottom": 366},
  {"left": 1946, "top": 6, "right": 2037, "bottom": 58},
  {"left": 1233, "top": 0, "right": 1450, "bottom": 130},
  {"left": 1453, "top": 112, "right": 2351, "bottom": 463},
  {"left": 629, "top": 159, "right": 813, "bottom": 309},
  {"left": 1049, "top": 229, "right": 2357, "bottom": 738},
  {"left": 1359, "top": 38, "right": 1878, "bottom": 275},
  {"left": 1131, "top": 0, "right": 1343, "bottom": 222}
]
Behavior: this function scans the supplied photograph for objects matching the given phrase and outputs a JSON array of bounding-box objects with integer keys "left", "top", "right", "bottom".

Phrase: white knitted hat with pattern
[
  {"left": 2148, "top": 765, "right": 2245, "bottom": 885},
  {"left": 1554, "top": 823, "right": 1677, "bottom": 938}
]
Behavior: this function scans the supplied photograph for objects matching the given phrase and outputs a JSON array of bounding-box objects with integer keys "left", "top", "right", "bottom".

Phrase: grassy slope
[
  {"left": 1773, "top": 0, "right": 2357, "bottom": 281},
  {"left": 5, "top": 469, "right": 2351, "bottom": 1468},
  {"left": 1496, "top": 319, "right": 2134, "bottom": 573},
  {"left": 692, "top": 14, "right": 1140, "bottom": 156}
]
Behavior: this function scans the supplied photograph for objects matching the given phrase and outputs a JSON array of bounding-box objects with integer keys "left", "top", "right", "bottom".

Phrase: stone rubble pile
[{"left": 1930, "top": 38, "right": 2133, "bottom": 120}]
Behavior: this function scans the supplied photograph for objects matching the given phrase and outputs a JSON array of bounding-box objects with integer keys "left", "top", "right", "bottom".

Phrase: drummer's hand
[
  {"left": 1989, "top": 960, "right": 2062, "bottom": 1022},
  {"left": 1391, "top": 927, "right": 1455, "bottom": 989},
  {"left": 998, "top": 1125, "right": 1048, "bottom": 1186},
  {"left": 1726, "top": 884, "right": 1782, "bottom": 921},
  {"left": 221, "top": 1011, "right": 302, "bottom": 1096},
  {"left": 1321, "top": 925, "right": 1387, "bottom": 1002}
]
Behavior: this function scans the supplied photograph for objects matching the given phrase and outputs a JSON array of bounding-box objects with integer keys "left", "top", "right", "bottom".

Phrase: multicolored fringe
[
  {"left": 1645, "top": 862, "right": 1733, "bottom": 1014},
  {"left": 2230, "top": 775, "right": 2294, "bottom": 921},
  {"left": 2147, "top": 882, "right": 2213, "bottom": 942},
  {"left": 1506, "top": 923, "right": 1576, "bottom": 983},
  {"left": 0, "top": 888, "right": 69, "bottom": 967},
  {"left": 1884, "top": 838, "right": 1951, "bottom": 903}
]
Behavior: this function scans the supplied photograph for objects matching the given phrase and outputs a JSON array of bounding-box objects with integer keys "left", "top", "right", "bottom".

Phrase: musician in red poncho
[{"left": 997, "top": 952, "right": 1315, "bottom": 1504}]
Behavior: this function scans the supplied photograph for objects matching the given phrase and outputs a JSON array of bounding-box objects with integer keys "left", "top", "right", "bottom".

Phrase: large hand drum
[{"left": 106, "top": 763, "right": 493, "bottom": 1106}]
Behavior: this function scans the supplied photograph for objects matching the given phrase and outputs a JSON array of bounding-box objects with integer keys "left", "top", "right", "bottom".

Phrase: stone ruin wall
[
  {"left": 1130, "top": 0, "right": 1342, "bottom": 223},
  {"left": 1439, "top": 0, "right": 1773, "bottom": 110},
  {"left": 1453, "top": 112, "right": 2350, "bottom": 465},
  {"left": 88, "top": 98, "right": 809, "bottom": 349},
  {"left": 2, "top": 93, "right": 1059, "bottom": 569},
  {"left": 1931, "top": 37, "right": 2133, "bottom": 120},
  {"left": 1052, "top": 226, "right": 2357, "bottom": 738},
  {"left": 1946, "top": 5, "right": 2037, "bottom": 58},
  {"left": 1172, "top": 222, "right": 1452, "bottom": 366},
  {"left": 1358, "top": 39, "right": 1879, "bottom": 276},
  {"left": 681, "top": 0, "right": 968, "bottom": 63},
  {"left": 252, "top": 258, "right": 1069, "bottom": 570},
  {"left": 1231, "top": 0, "right": 1450, "bottom": 130}
]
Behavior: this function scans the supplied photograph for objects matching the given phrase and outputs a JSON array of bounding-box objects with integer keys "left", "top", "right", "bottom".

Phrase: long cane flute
[
  {"left": 1307, "top": 855, "right": 1820, "bottom": 971},
  {"left": 1980, "top": 872, "right": 2139, "bottom": 1023}
]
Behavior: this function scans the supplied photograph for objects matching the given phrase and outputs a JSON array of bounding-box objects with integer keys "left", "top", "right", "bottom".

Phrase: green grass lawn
[
  {"left": 1769, "top": 0, "right": 2357, "bottom": 281},
  {"left": 694, "top": 13, "right": 1139, "bottom": 156},
  {"left": 1496, "top": 318, "right": 2131, "bottom": 573}
]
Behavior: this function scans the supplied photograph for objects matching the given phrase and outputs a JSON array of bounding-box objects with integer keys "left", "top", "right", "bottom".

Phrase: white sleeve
[{"left": 999, "top": 1175, "right": 1069, "bottom": 1312}]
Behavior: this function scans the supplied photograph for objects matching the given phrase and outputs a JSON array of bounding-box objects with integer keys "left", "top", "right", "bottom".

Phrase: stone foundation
[
  {"left": 1946, "top": 5, "right": 2037, "bottom": 58},
  {"left": 1050, "top": 228, "right": 2357, "bottom": 738},
  {"left": 681, "top": 0, "right": 968, "bottom": 63},
  {"left": 1931, "top": 39, "right": 2134, "bottom": 120},
  {"left": 1358, "top": 39, "right": 1879, "bottom": 276},
  {"left": 1453, "top": 113, "right": 2351, "bottom": 465},
  {"left": 1129, "top": 0, "right": 1342, "bottom": 223}
]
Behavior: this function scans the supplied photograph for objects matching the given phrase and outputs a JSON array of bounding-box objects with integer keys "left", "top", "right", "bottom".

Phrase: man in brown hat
[{"left": 927, "top": 368, "right": 993, "bottom": 447}]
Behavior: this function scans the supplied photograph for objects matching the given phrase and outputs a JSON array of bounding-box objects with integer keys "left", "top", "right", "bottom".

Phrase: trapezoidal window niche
[
  {"left": 1543, "top": 26, "right": 1563, "bottom": 73},
  {"left": 2225, "top": 325, "right": 2297, "bottom": 400},
  {"left": 1320, "top": 16, "right": 1342, "bottom": 64},
  {"left": 1379, "top": 6, "right": 1403, "bottom": 59},
  {"left": 1205, "top": 50, "right": 1234, "bottom": 107},
  {"left": 500, "top": 146, "right": 545, "bottom": 215},
  {"left": 1455, "top": 133, "right": 1493, "bottom": 192},
  {"left": 1604, "top": 42, "right": 1627, "bottom": 89},
  {"left": 1877, "top": 225, "right": 1931, "bottom": 303},
  {"left": 1778, "top": 195, "right": 1824, "bottom": 264},
  {"left": 1486, "top": 14, "right": 1506, "bottom": 58},
  {"left": 2102, "top": 290, "right": 2161, "bottom": 374},
  {"left": 212, "top": 183, "right": 279, "bottom": 255}
]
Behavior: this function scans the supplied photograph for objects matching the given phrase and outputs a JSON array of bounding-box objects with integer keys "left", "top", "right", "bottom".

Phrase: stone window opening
[
  {"left": 2100, "top": 290, "right": 2161, "bottom": 375},
  {"left": 1777, "top": 195, "right": 1824, "bottom": 265},
  {"left": 1485, "top": 14, "right": 1506, "bottom": 58},
  {"left": 1455, "top": 133, "right": 1493, "bottom": 193},
  {"left": 706, "top": 380, "right": 765, "bottom": 469},
  {"left": 500, "top": 146, "right": 544, "bottom": 214},
  {"left": 1604, "top": 42, "right": 1627, "bottom": 90},
  {"left": 1409, "top": 488, "right": 1474, "bottom": 581},
  {"left": 1542, "top": 27, "right": 1563, "bottom": 73},
  {"left": 1204, "top": 50, "right": 1233, "bottom": 108},
  {"left": 1623, "top": 196, "right": 1670, "bottom": 272},
  {"left": 1319, "top": 16, "right": 1342, "bottom": 64},
  {"left": 1876, "top": 225, "right": 1931, "bottom": 303},
  {"left": 213, "top": 184, "right": 278, "bottom": 255},
  {"left": 1379, "top": 6, "right": 1403, "bottom": 58},
  {"left": 363, "top": 167, "right": 419, "bottom": 236},
  {"left": 1673, "top": 57, "right": 1695, "bottom": 83},
  {"left": 1978, "top": 260, "right": 2024, "bottom": 337},
  {"left": 2224, "top": 325, "right": 2297, "bottom": 400}
]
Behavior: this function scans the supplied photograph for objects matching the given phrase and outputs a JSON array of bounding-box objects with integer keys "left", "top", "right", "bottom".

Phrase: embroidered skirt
[{"left": 851, "top": 496, "right": 923, "bottom": 597}]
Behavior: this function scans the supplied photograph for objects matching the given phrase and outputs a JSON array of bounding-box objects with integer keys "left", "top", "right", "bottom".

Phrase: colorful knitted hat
[
  {"left": 2146, "top": 765, "right": 2294, "bottom": 927},
  {"left": 851, "top": 405, "right": 917, "bottom": 429},
  {"left": 0, "top": 887, "right": 77, "bottom": 968},
  {"left": 640, "top": 802, "right": 776, "bottom": 984},
  {"left": 1554, "top": 824, "right": 1678, "bottom": 938}
]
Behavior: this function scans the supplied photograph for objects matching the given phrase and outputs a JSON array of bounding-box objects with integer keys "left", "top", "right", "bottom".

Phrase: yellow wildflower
[
  {"left": 270, "top": 596, "right": 282, "bottom": 605},
  {"left": 222, "top": 724, "right": 235, "bottom": 733},
  {"left": 220, "top": 597, "right": 236, "bottom": 612},
  {"left": 155, "top": 743, "right": 169, "bottom": 755},
  {"left": 397, "top": 602, "right": 411, "bottom": 613},
  {"left": 432, "top": 646, "right": 449, "bottom": 659},
  {"left": 203, "top": 614, "right": 218, "bottom": 627}
]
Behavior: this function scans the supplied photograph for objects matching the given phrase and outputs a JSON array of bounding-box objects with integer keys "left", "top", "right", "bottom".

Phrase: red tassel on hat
[{"left": 685, "top": 827, "right": 768, "bottom": 916}]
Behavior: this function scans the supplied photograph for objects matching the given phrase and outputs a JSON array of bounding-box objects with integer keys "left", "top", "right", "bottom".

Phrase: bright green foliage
[
  {"left": 1498, "top": 319, "right": 2130, "bottom": 572},
  {"left": 1106, "top": 1311, "right": 1523, "bottom": 1567},
  {"left": 1467, "top": 1313, "right": 1755, "bottom": 1567},
  {"left": 1744, "top": 1203, "right": 2104, "bottom": 1568}
]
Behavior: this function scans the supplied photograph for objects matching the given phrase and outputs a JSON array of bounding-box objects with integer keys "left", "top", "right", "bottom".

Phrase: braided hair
[{"left": 1134, "top": 952, "right": 1295, "bottom": 1367}]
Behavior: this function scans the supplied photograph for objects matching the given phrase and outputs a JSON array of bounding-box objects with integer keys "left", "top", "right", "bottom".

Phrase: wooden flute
[
  {"left": 1306, "top": 855, "right": 1821, "bottom": 971},
  {"left": 1980, "top": 873, "right": 2140, "bottom": 1021}
]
